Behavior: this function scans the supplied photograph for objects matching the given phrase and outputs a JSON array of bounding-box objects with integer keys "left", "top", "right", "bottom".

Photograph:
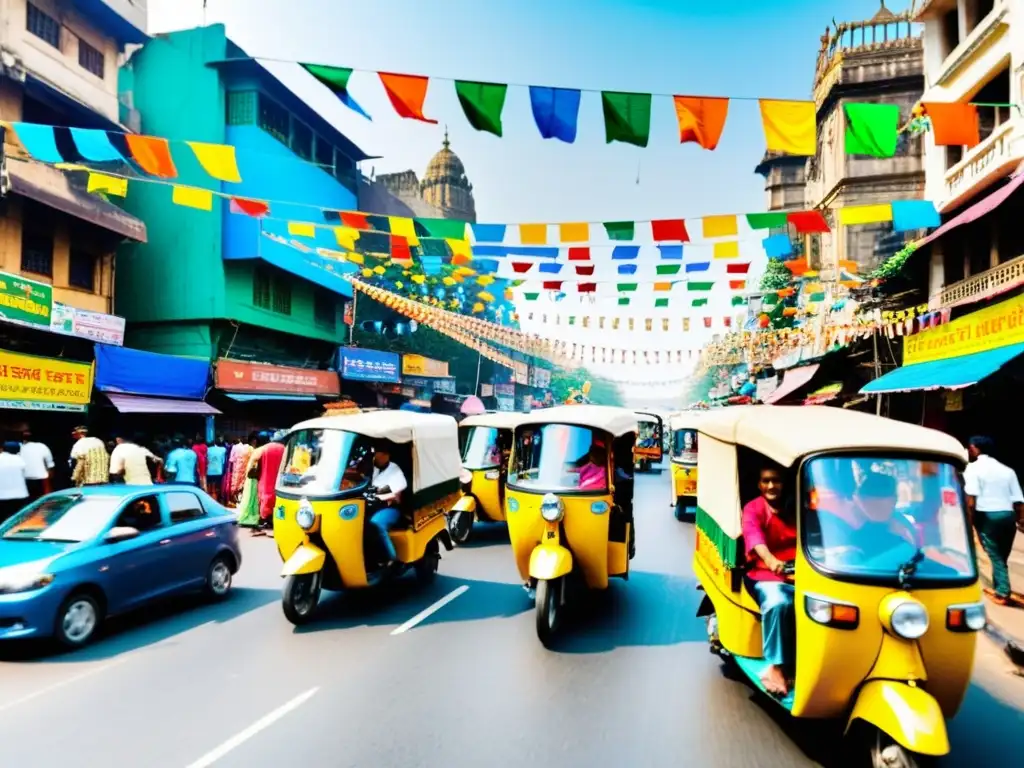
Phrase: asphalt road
[{"left": 2, "top": 470, "right": 1023, "bottom": 767}]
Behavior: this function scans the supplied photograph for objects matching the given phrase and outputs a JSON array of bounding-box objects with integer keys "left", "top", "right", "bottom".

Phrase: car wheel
[
  {"left": 55, "top": 592, "right": 102, "bottom": 649},
  {"left": 205, "top": 555, "right": 233, "bottom": 600}
]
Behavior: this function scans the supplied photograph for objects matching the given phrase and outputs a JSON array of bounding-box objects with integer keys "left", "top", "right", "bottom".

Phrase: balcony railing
[
  {"left": 942, "top": 119, "right": 1023, "bottom": 209},
  {"left": 932, "top": 253, "right": 1024, "bottom": 309}
]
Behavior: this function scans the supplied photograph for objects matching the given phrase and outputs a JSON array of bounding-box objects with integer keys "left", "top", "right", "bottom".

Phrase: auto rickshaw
[
  {"left": 668, "top": 411, "right": 702, "bottom": 521},
  {"left": 692, "top": 406, "right": 981, "bottom": 767},
  {"left": 633, "top": 411, "right": 664, "bottom": 472},
  {"left": 505, "top": 405, "right": 638, "bottom": 645},
  {"left": 448, "top": 411, "right": 525, "bottom": 544},
  {"left": 273, "top": 411, "right": 462, "bottom": 624}
]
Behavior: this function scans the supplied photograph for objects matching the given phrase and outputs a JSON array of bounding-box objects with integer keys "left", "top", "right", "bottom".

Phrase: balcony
[
  {"left": 932, "top": 253, "right": 1024, "bottom": 308},
  {"left": 933, "top": 2, "right": 1010, "bottom": 89},
  {"left": 941, "top": 119, "right": 1024, "bottom": 211}
]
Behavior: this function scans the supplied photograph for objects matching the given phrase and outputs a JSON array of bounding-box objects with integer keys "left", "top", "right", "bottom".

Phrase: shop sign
[
  {"left": 496, "top": 395, "right": 515, "bottom": 412},
  {"left": 513, "top": 360, "right": 529, "bottom": 385},
  {"left": 402, "top": 354, "right": 449, "bottom": 378},
  {"left": 0, "top": 350, "right": 92, "bottom": 411},
  {"left": 529, "top": 367, "right": 551, "bottom": 388},
  {"left": 402, "top": 375, "right": 457, "bottom": 394},
  {"left": 904, "top": 293, "right": 1024, "bottom": 366},
  {"left": 0, "top": 271, "right": 52, "bottom": 328},
  {"left": 494, "top": 383, "right": 515, "bottom": 397},
  {"left": 480, "top": 383, "right": 494, "bottom": 397},
  {"left": 50, "top": 303, "right": 126, "bottom": 345},
  {"left": 339, "top": 347, "right": 400, "bottom": 383},
  {"left": 216, "top": 360, "right": 340, "bottom": 395}
]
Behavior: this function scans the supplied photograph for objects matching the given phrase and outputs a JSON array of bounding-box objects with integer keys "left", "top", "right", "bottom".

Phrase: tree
[
  {"left": 549, "top": 367, "right": 623, "bottom": 406},
  {"left": 759, "top": 257, "right": 791, "bottom": 292}
]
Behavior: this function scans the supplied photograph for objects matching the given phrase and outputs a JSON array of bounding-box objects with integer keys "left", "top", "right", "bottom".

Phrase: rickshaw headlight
[
  {"left": 947, "top": 602, "right": 986, "bottom": 632},
  {"left": 459, "top": 468, "right": 473, "bottom": 487},
  {"left": 296, "top": 499, "right": 315, "bottom": 531},
  {"left": 889, "top": 600, "right": 930, "bottom": 640},
  {"left": 540, "top": 493, "right": 564, "bottom": 523}
]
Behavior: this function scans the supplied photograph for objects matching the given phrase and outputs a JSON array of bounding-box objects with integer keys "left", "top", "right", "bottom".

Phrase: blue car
[{"left": 0, "top": 485, "right": 242, "bottom": 648}]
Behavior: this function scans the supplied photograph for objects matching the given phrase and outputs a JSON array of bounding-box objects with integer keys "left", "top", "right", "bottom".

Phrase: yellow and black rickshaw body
[
  {"left": 633, "top": 411, "right": 664, "bottom": 471},
  {"left": 668, "top": 411, "right": 702, "bottom": 521}
]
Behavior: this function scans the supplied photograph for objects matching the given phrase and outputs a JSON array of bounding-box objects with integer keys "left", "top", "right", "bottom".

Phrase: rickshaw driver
[{"left": 369, "top": 441, "right": 408, "bottom": 566}]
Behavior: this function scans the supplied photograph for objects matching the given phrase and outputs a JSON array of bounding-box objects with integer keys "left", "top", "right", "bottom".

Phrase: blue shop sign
[{"left": 339, "top": 347, "right": 400, "bottom": 383}]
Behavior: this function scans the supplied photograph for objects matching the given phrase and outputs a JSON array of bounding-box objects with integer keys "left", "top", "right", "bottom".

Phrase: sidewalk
[{"left": 976, "top": 528, "right": 1024, "bottom": 668}]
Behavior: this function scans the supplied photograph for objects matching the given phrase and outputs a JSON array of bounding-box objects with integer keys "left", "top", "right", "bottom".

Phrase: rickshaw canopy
[
  {"left": 669, "top": 411, "right": 706, "bottom": 432},
  {"left": 635, "top": 411, "right": 664, "bottom": 425},
  {"left": 459, "top": 412, "right": 529, "bottom": 431},
  {"left": 516, "top": 405, "right": 638, "bottom": 438}
]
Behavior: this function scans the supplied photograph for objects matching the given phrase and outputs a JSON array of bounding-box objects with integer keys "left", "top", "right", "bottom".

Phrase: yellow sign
[
  {"left": 904, "top": 294, "right": 1024, "bottom": 365},
  {"left": 0, "top": 350, "right": 92, "bottom": 409},
  {"left": 401, "top": 354, "right": 449, "bottom": 378}
]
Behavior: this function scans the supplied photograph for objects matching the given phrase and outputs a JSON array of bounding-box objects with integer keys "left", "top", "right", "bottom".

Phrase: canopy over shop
[{"left": 213, "top": 359, "right": 340, "bottom": 435}]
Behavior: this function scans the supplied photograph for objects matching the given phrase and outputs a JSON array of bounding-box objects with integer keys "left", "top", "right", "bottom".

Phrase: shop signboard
[
  {"left": 904, "top": 293, "right": 1024, "bottom": 365},
  {"left": 496, "top": 395, "right": 515, "bottom": 412},
  {"left": 0, "top": 271, "right": 51, "bottom": 328},
  {"left": 494, "top": 383, "right": 515, "bottom": 397},
  {"left": 216, "top": 360, "right": 340, "bottom": 395},
  {"left": 480, "top": 383, "right": 494, "bottom": 397},
  {"left": 403, "top": 375, "right": 457, "bottom": 394},
  {"left": 529, "top": 367, "right": 551, "bottom": 389},
  {"left": 0, "top": 350, "right": 92, "bottom": 411},
  {"left": 402, "top": 354, "right": 449, "bottom": 378},
  {"left": 513, "top": 360, "right": 529, "bottom": 385},
  {"left": 50, "top": 302, "right": 126, "bottom": 345},
  {"left": 338, "top": 347, "right": 400, "bottom": 383}
]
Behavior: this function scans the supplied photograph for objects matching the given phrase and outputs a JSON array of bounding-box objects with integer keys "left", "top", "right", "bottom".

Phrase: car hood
[{"left": 0, "top": 539, "right": 78, "bottom": 569}]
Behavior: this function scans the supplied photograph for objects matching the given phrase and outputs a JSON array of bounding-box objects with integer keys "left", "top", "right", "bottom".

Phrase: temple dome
[
  {"left": 420, "top": 130, "right": 476, "bottom": 222},
  {"left": 424, "top": 133, "right": 467, "bottom": 182}
]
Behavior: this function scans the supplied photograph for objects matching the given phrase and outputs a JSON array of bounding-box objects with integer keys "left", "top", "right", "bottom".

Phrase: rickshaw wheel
[
  {"left": 415, "top": 539, "right": 441, "bottom": 583},
  {"left": 536, "top": 578, "right": 561, "bottom": 646},
  {"left": 449, "top": 511, "right": 474, "bottom": 545},
  {"left": 858, "top": 725, "right": 928, "bottom": 768},
  {"left": 282, "top": 573, "right": 322, "bottom": 625}
]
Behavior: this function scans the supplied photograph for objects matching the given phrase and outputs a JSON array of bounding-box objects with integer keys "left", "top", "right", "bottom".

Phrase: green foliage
[
  {"left": 869, "top": 242, "right": 918, "bottom": 281},
  {"left": 759, "top": 258, "right": 791, "bottom": 292},
  {"left": 549, "top": 367, "right": 623, "bottom": 406}
]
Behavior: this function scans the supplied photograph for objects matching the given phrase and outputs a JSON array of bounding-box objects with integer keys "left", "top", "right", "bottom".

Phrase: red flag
[
  {"left": 729, "top": 280, "right": 746, "bottom": 290},
  {"left": 511, "top": 262, "right": 533, "bottom": 273},
  {"left": 543, "top": 281, "right": 562, "bottom": 290},
  {"left": 575, "top": 265, "right": 595, "bottom": 276},
  {"left": 651, "top": 219, "right": 690, "bottom": 242},
  {"left": 578, "top": 282, "right": 596, "bottom": 293},
  {"left": 568, "top": 247, "right": 591, "bottom": 261},
  {"left": 341, "top": 212, "right": 371, "bottom": 230},
  {"left": 391, "top": 235, "right": 411, "bottom": 262},
  {"left": 229, "top": 197, "right": 269, "bottom": 217},
  {"left": 922, "top": 102, "right": 980, "bottom": 147},
  {"left": 703, "top": 317, "right": 712, "bottom": 328},
  {"left": 378, "top": 72, "right": 437, "bottom": 124},
  {"left": 787, "top": 210, "right": 830, "bottom": 234},
  {"left": 726, "top": 262, "right": 750, "bottom": 274}
]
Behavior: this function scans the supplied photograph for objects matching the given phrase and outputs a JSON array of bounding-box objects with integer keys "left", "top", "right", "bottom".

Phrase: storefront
[
  {"left": 213, "top": 359, "right": 339, "bottom": 434},
  {"left": 494, "top": 383, "right": 515, "bottom": 412},
  {"left": 339, "top": 346, "right": 402, "bottom": 407},
  {"left": 401, "top": 353, "right": 456, "bottom": 402}
]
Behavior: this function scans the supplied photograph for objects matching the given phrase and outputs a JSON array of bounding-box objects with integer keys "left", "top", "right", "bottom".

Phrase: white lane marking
[
  {"left": 390, "top": 585, "right": 469, "bottom": 635},
  {"left": 184, "top": 687, "right": 320, "bottom": 768},
  {"left": 0, "top": 657, "right": 128, "bottom": 715}
]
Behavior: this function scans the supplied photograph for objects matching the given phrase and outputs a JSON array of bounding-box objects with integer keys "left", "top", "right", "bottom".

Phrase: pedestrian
[
  {"left": 192, "top": 432, "right": 208, "bottom": 492},
  {"left": 237, "top": 432, "right": 267, "bottom": 529},
  {"left": 229, "top": 432, "right": 257, "bottom": 506},
  {"left": 165, "top": 434, "right": 199, "bottom": 486},
  {"left": 109, "top": 432, "right": 162, "bottom": 485},
  {"left": 0, "top": 441, "right": 30, "bottom": 523},
  {"left": 206, "top": 434, "right": 227, "bottom": 502},
  {"left": 20, "top": 428, "right": 54, "bottom": 501},
  {"left": 70, "top": 426, "right": 110, "bottom": 487},
  {"left": 964, "top": 436, "right": 1024, "bottom": 607},
  {"left": 254, "top": 431, "right": 285, "bottom": 535}
]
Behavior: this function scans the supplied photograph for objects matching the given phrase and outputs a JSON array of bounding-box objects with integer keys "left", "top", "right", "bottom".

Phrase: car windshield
[
  {"left": 0, "top": 495, "right": 122, "bottom": 542},
  {"left": 672, "top": 429, "right": 698, "bottom": 461},
  {"left": 277, "top": 429, "right": 372, "bottom": 494},
  {"left": 462, "top": 426, "right": 502, "bottom": 469},
  {"left": 509, "top": 424, "right": 606, "bottom": 492},
  {"left": 802, "top": 456, "right": 975, "bottom": 584}
]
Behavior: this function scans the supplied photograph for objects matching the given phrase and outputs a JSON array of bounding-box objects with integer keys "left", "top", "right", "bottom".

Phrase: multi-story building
[{"left": 115, "top": 24, "right": 370, "bottom": 370}]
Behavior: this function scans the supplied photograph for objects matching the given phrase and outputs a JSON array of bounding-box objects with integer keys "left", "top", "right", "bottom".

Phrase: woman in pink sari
[{"left": 577, "top": 443, "right": 608, "bottom": 491}]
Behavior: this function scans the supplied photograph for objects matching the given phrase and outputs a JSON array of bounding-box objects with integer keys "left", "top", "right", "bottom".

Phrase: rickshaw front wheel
[
  {"left": 415, "top": 539, "right": 441, "bottom": 583},
  {"left": 861, "top": 725, "right": 929, "bottom": 768},
  {"left": 536, "top": 578, "right": 562, "bottom": 647},
  {"left": 448, "top": 511, "right": 474, "bottom": 545},
  {"left": 282, "top": 573, "right": 322, "bottom": 625}
]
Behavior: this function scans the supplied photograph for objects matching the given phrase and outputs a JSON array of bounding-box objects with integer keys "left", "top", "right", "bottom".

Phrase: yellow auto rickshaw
[
  {"left": 274, "top": 411, "right": 462, "bottom": 624},
  {"left": 669, "top": 411, "right": 702, "bottom": 521},
  {"left": 505, "top": 405, "right": 638, "bottom": 645},
  {"left": 693, "top": 406, "right": 981, "bottom": 767},
  {"left": 633, "top": 411, "right": 664, "bottom": 472},
  {"left": 448, "top": 411, "right": 525, "bottom": 544}
]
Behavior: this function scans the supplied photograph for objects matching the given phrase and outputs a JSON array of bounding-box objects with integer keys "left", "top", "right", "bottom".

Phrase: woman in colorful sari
[
  {"left": 229, "top": 433, "right": 257, "bottom": 506},
  {"left": 234, "top": 433, "right": 261, "bottom": 527}
]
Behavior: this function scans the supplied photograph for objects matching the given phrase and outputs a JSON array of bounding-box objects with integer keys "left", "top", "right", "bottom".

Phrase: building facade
[{"left": 115, "top": 24, "right": 369, "bottom": 369}]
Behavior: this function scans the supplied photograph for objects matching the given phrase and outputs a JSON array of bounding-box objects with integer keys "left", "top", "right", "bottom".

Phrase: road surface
[{"left": 2, "top": 470, "right": 1022, "bottom": 767}]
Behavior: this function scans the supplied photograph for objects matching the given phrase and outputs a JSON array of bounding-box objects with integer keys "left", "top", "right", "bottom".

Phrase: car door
[
  {"left": 98, "top": 494, "right": 173, "bottom": 613},
  {"left": 161, "top": 490, "right": 218, "bottom": 592}
]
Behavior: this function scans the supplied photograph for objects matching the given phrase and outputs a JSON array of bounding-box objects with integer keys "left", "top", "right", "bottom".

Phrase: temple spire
[{"left": 443, "top": 126, "right": 450, "bottom": 150}]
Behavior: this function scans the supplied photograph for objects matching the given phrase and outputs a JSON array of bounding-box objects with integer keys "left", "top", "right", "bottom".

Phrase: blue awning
[
  {"left": 96, "top": 345, "right": 210, "bottom": 400},
  {"left": 860, "top": 343, "right": 1024, "bottom": 394},
  {"left": 225, "top": 394, "right": 317, "bottom": 402}
]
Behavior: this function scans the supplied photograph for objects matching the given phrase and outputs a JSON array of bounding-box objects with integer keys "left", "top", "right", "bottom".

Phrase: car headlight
[
  {"left": 890, "top": 600, "right": 930, "bottom": 640},
  {"left": 0, "top": 564, "right": 55, "bottom": 595},
  {"left": 296, "top": 499, "right": 315, "bottom": 531},
  {"left": 540, "top": 493, "right": 564, "bottom": 522}
]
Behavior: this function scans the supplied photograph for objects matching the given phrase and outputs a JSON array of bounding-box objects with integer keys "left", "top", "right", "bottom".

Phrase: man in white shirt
[
  {"left": 963, "top": 436, "right": 1023, "bottom": 605},
  {"left": 369, "top": 442, "right": 408, "bottom": 566},
  {"left": 110, "top": 433, "right": 162, "bottom": 485},
  {"left": 0, "top": 442, "right": 30, "bottom": 523},
  {"left": 20, "top": 429, "right": 54, "bottom": 501}
]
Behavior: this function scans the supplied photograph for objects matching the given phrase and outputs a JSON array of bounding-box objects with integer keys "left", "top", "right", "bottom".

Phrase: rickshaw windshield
[
  {"left": 509, "top": 424, "right": 607, "bottom": 492},
  {"left": 802, "top": 456, "right": 976, "bottom": 584},
  {"left": 277, "top": 429, "right": 373, "bottom": 494},
  {"left": 672, "top": 429, "right": 698, "bottom": 461},
  {"left": 637, "top": 418, "right": 661, "bottom": 447},
  {"left": 462, "top": 426, "right": 502, "bottom": 469}
]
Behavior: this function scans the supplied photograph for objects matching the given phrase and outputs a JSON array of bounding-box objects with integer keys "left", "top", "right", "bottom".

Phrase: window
[
  {"left": 68, "top": 248, "right": 96, "bottom": 291},
  {"left": 166, "top": 492, "right": 206, "bottom": 524},
  {"left": 78, "top": 39, "right": 104, "bottom": 77},
  {"left": 313, "top": 290, "right": 336, "bottom": 330},
  {"left": 272, "top": 277, "right": 292, "bottom": 315},
  {"left": 117, "top": 496, "right": 163, "bottom": 533},
  {"left": 253, "top": 266, "right": 272, "bottom": 309},
  {"left": 291, "top": 120, "right": 313, "bottom": 161},
  {"left": 226, "top": 91, "right": 256, "bottom": 125},
  {"left": 253, "top": 266, "right": 292, "bottom": 315},
  {"left": 314, "top": 138, "right": 333, "bottom": 172},
  {"left": 21, "top": 230, "right": 53, "bottom": 277},
  {"left": 257, "top": 94, "right": 289, "bottom": 143},
  {"left": 27, "top": 4, "right": 60, "bottom": 49}
]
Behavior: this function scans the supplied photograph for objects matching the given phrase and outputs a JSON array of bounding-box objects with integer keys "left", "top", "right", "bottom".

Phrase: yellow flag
[
  {"left": 186, "top": 141, "right": 242, "bottom": 183},
  {"left": 171, "top": 185, "right": 214, "bottom": 211},
  {"left": 838, "top": 204, "right": 893, "bottom": 226},
  {"left": 344, "top": 252, "right": 365, "bottom": 265},
  {"left": 519, "top": 223, "right": 547, "bottom": 245},
  {"left": 388, "top": 216, "right": 420, "bottom": 246},
  {"left": 759, "top": 99, "right": 816, "bottom": 156},
  {"left": 702, "top": 215, "right": 737, "bottom": 239},
  {"left": 713, "top": 240, "right": 739, "bottom": 259},
  {"left": 334, "top": 226, "right": 360, "bottom": 250},
  {"left": 86, "top": 172, "right": 127, "bottom": 197},
  {"left": 477, "top": 275, "right": 495, "bottom": 286},
  {"left": 559, "top": 222, "right": 589, "bottom": 242},
  {"left": 287, "top": 221, "right": 316, "bottom": 238},
  {"left": 447, "top": 238, "right": 472, "bottom": 260}
]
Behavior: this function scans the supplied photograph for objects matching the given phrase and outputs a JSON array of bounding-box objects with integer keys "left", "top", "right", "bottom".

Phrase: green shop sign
[{"left": 0, "top": 271, "right": 52, "bottom": 327}]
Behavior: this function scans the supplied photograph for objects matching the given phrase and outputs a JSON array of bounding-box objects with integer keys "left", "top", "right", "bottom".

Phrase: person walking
[
  {"left": 236, "top": 432, "right": 267, "bottom": 529},
  {"left": 20, "top": 429, "right": 54, "bottom": 501},
  {"left": 165, "top": 435, "right": 199, "bottom": 486},
  {"left": 229, "top": 432, "right": 257, "bottom": 506},
  {"left": 254, "top": 431, "right": 285, "bottom": 535},
  {"left": 70, "top": 426, "right": 110, "bottom": 487},
  {"left": 964, "top": 436, "right": 1023, "bottom": 607},
  {"left": 207, "top": 435, "right": 228, "bottom": 503},
  {"left": 109, "top": 432, "right": 161, "bottom": 485},
  {"left": 192, "top": 433, "right": 208, "bottom": 492},
  {"left": 0, "top": 441, "right": 30, "bottom": 523}
]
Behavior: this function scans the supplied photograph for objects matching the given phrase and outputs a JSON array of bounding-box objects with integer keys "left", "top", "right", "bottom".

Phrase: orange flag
[
  {"left": 378, "top": 72, "right": 437, "bottom": 124},
  {"left": 125, "top": 134, "right": 177, "bottom": 178},
  {"left": 673, "top": 96, "right": 729, "bottom": 150},
  {"left": 922, "top": 102, "right": 980, "bottom": 148}
]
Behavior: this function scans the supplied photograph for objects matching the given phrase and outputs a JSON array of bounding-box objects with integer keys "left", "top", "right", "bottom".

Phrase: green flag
[
  {"left": 687, "top": 281, "right": 714, "bottom": 291},
  {"left": 618, "top": 297, "right": 630, "bottom": 306},
  {"left": 602, "top": 91, "right": 652, "bottom": 147},
  {"left": 692, "top": 298, "right": 709, "bottom": 307},
  {"left": 455, "top": 81, "right": 508, "bottom": 136},
  {"left": 745, "top": 212, "right": 788, "bottom": 230},
  {"left": 301, "top": 63, "right": 371, "bottom": 119},
  {"left": 656, "top": 264, "right": 681, "bottom": 276},
  {"left": 568, "top": 316, "right": 576, "bottom": 325},
  {"left": 416, "top": 218, "right": 467, "bottom": 239},
  {"left": 655, "top": 298, "right": 669, "bottom": 308},
  {"left": 604, "top": 221, "right": 635, "bottom": 240},
  {"left": 731, "top": 296, "right": 747, "bottom": 306},
  {"left": 844, "top": 102, "right": 900, "bottom": 158},
  {"left": 617, "top": 282, "right": 638, "bottom": 292},
  {"left": 523, "top": 292, "right": 539, "bottom": 301}
]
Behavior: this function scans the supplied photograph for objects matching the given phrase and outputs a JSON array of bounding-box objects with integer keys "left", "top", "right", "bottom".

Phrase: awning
[
  {"left": 860, "top": 342, "right": 1024, "bottom": 394},
  {"left": 804, "top": 383, "right": 842, "bottom": 405},
  {"left": 106, "top": 394, "right": 221, "bottom": 414},
  {"left": 7, "top": 159, "right": 147, "bottom": 242},
  {"left": 917, "top": 170, "right": 1024, "bottom": 249},
  {"left": 96, "top": 344, "right": 210, "bottom": 400},
  {"left": 764, "top": 364, "right": 820, "bottom": 404},
  {"left": 224, "top": 393, "right": 317, "bottom": 402}
]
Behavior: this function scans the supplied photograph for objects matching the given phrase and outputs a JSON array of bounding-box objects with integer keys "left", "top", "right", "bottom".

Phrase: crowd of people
[{"left": 0, "top": 426, "right": 288, "bottom": 534}]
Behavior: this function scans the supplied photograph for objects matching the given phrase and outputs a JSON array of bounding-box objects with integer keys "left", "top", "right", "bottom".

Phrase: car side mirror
[{"left": 105, "top": 526, "right": 140, "bottom": 543}]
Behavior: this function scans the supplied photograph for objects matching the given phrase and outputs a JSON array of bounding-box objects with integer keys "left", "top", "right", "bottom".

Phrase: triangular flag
[
  {"left": 844, "top": 103, "right": 900, "bottom": 158},
  {"left": 301, "top": 63, "right": 371, "bottom": 119},
  {"left": 602, "top": 91, "right": 652, "bottom": 148},
  {"left": 378, "top": 72, "right": 437, "bottom": 123},
  {"left": 455, "top": 80, "right": 508, "bottom": 136},
  {"left": 186, "top": 141, "right": 242, "bottom": 182},
  {"left": 171, "top": 185, "right": 213, "bottom": 211},
  {"left": 673, "top": 96, "right": 729, "bottom": 150},
  {"left": 230, "top": 197, "right": 269, "bottom": 217},
  {"left": 922, "top": 102, "right": 980, "bottom": 147},
  {"left": 759, "top": 99, "right": 816, "bottom": 156},
  {"left": 86, "top": 172, "right": 127, "bottom": 197},
  {"left": 529, "top": 86, "right": 581, "bottom": 143}
]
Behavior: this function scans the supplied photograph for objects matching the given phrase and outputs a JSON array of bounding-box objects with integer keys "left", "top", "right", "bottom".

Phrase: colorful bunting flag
[
  {"left": 529, "top": 86, "right": 581, "bottom": 143},
  {"left": 568, "top": 247, "right": 591, "bottom": 261},
  {"left": 618, "top": 297, "right": 631, "bottom": 306},
  {"left": 692, "top": 298, "right": 709, "bottom": 307},
  {"left": 559, "top": 222, "right": 589, "bottom": 242},
  {"left": 302, "top": 63, "right": 371, "bottom": 119},
  {"left": 538, "top": 262, "right": 562, "bottom": 274},
  {"left": 787, "top": 210, "right": 830, "bottom": 234},
  {"left": 576, "top": 265, "right": 595, "bottom": 276},
  {"left": 470, "top": 223, "right": 506, "bottom": 242},
  {"left": 604, "top": 221, "right": 635, "bottom": 241},
  {"left": 746, "top": 212, "right": 788, "bottom": 230},
  {"left": 673, "top": 96, "right": 729, "bottom": 150},
  {"left": 612, "top": 245, "right": 640, "bottom": 260},
  {"left": 703, "top": 214, "right": 738, "bottom": 238},
  {"left": 685, "top": 262, "right": 710, "bottom": 273},
  {"left": 651, "top": 219, "right": 689, "bottom": 242},
  {"left": 726, "top": 262, "right": 750, "bottom": 274},
  {"left": 335, "top": 226, "right": 360, "bottom": 250},
  {"left": 844, "top": 103, "right": 900, "bottom": 158},
  {"left": 447, "top": 238, "right": 472, "bottom": 263},
  {"left": 519, "top": 223, "right": 547, "bottom": 245},
  {"left": 655, "top": 298, "right": 670, "bottom": 308},
  {"left": 455, "top": 80, "right": 508, "bottom": 136},
  {"left": 416, "top": 217, "right": 466, "bottom": 240},
  {"left": 126, "top": 134, "right": 178, "bottom": 178},
  {"left": 618, "top": 264, "right": 638, "bottom": 275},
  {"left": 922, "top": 102, "right": 980, "bottom": 147},
  {"left": 171, "top": 185, "right": 213, "bottom": 211},
  {"left": 838, "top": 204, "right": 893, "bottom": 226},
  {"left": 657, "top": 245, "right": 683, "bottom": 260},
  {"left": 731, "top": 295, "right": 747, "bottom": 306},
  {"left": 388, "top": 217, "right": 421, "bottom": 246},
  {"left": 713, "top": 241, "right": 739, "bottom": 259},
  {"left": 688, "top": 282, "right": 714, "bottom": 291},
  {"left": 86, "top": 172, "right": 127, "bottom": 197},
  {"left": 891, "top": 200, "right": 940, "bottom": 232},
  {"left": 759, "top": 99, "right": 816, "bottom": 156},
  {"left": 378, "top": 72, "right": 437, "bottom": 123},
  {"left": 70, "top": 128, "right": 124, "bottom": 162},
  {"left": 618, "top": 283, "right": 638, "bottom": 292},
  {"left": 341, "top": 212, "right": 371, "bottom": 230},
  {"left": 288, "top": 221, "right": 316, "bottom": 238},
  {"left": 762, "top": 234, "right": 792, "bottom": 258},
  {"left": 729, "top": 280, "right": 746, "bottom": 290},
  {"left": 391, "top": 235, "right": 412, "bottom": 263},
  {"left": 230, "top": 197, "right": 269, "bottom": 217},
  {"left": 657, "top": 264, "right": 681, "bottom": 275},
  {"left": 187, "top": 141, "right": 242, "bottom": 182},
  {"left": 12, "top": 123, "right": 64, "bottom": 163},
  {"left": 602, "top": 91, "right": 652, "bottom": 148}
]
